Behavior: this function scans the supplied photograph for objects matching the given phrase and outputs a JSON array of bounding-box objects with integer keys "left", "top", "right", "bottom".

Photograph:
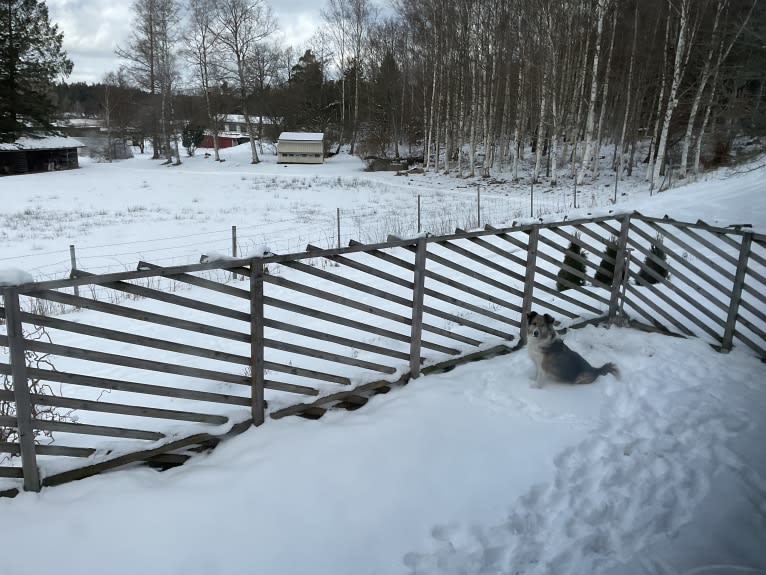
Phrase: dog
[{"left": 526, "top": 311, "right": 620, "bottom": 388}]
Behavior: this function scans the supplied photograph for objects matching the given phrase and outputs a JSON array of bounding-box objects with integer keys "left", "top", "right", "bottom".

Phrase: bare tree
[
  {"left": 215, "top": 0, "right": 277, "bottom": 164},
  {"left": 184, "top": 0, "right": 223, "bottom": 161}
]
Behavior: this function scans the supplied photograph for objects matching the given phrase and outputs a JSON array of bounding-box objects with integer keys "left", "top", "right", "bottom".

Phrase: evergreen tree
[
  {"left": 181, "top": 123, "right": 205, "bottom": 156},
  {"left": 638, "top": 235, "right": 669, "bottom": 285},
  {"left": 594, "top": 236, "right": 619, "bottom": 287},
  {"left": 0, "top": 0, "right": 72, "bottom": 141},
  {"left": 557, "top": 236, "right": 587, "bottom": 292}
]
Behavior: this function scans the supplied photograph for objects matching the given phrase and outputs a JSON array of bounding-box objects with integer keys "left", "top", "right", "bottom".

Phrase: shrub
[
  {"left": 594, "top": 236, "right": 619, "bottom": 287},
  {"left": 638, "top": 234, "right": 669, "bottom": 284},
  {"left": 556, "top": 235, "right": 587, "bottom": 292}
]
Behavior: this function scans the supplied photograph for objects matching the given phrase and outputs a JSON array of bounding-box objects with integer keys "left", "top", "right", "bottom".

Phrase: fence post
[
  {"left": 609, "top": 215, "right": 632, "bottom": 323},
  {"left": 250, "top": 259, "right": 266, "bottom": 426},
  {"left": 231, "top": 226, "right": 238, "bottom": 281},
  {"left": 409, "top": 237, "right": 428, "bottom": 378},
  {"left": 417, "top": 195, "right": 421, "bottom": 234},
  {"left": 3, "top": 288, "right": 41, "bottom": 491},
  {"left": 530, "top": 181, "right": 534, "bottom": 217},
  {"left": 477, "top": 187, "right": 481, "bottom": 228},
  {"left": 69, "top": 244, "right": 80, "bottom": 299},
  {"left": 520, "top": 226, "right": 540, "bottom": 345},
  {"left": 336, "top": 208, "right": 341, "bottom": 250},
  {"left": 722, "top": 231, "right": 752, "bottom": 352}
]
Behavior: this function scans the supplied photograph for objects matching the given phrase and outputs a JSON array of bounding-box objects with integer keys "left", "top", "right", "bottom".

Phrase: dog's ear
[
  {"left": 543, "top": 313, "right": 555, "bottom": 324},
  {"left": 527, "top": 311, "right": 538, "bottom": 322}
]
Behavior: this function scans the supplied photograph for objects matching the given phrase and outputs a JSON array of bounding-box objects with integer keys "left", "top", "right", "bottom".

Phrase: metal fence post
[
  {"left": 409, "top": 237, "right": 428, "bottom": 378},
  {"left": 232, "top": 226, "right": 238, "bottom": 281},
  {"left": 250, "top": 259, "right": 266, "bottom": 426},
  {"left": 520, "top": 226, "right": 540, "bottom": 345},
  {"left": 722, "top": 231, "right": 752, "bottom": 352},
  {"left": 69, "top": 244, "right": 80, "bottom": 299},
  {"left": 609, "top": 215, "right": 632, "bottom": 323},
  {"left": 3, "top": 288, "right": 41, "bottom": 491}
]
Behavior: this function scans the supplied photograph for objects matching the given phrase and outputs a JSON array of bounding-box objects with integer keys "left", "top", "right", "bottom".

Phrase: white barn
[{"left": 277, "top": 132, "right": 324, "bottom": 164}]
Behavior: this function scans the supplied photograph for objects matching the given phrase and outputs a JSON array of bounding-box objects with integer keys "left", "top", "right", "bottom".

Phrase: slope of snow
[{"left": 0, "top": 147, "right": 764, "bottom": 575}]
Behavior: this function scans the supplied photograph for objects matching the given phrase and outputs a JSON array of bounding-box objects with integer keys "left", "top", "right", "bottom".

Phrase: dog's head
[{"left": 526, "top": 311, "right": 558, "bottom": 344}]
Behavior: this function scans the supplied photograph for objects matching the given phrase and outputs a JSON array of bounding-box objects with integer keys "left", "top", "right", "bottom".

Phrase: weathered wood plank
[
  {"left": 251, "top": 260, "right": 266, "bottom": 426},
  {"left": 32, "top": 289, "right": 251, "bottom": 344},
  {"left": 628, "top": 225, "right": 730, "bottom": 313},
  {"left": 722, "top": 233, "right": 753, "bottom": 351},
  {"left": 20, "top": 311, "right": 251, "bottom": 366},
  {"left": 137, "top": 261, "right": 250, "bottom": 299},
  {"left": 629, "top": 254, "right": 721, "bottom": 340},
  {"left": 2, "top": 288, "right": 40, "bottom": 491},
  {"left": 623, "top": 280, "right": 696, "bottom": 337},
  {"left": 265, "top": 275, "right": 468, "bottom": 351},
  {"left": 640, "top": 220, "right": 736, "bottom": 285},
  {"left": 520, "top": 227, "right": 539, "bottom": 344},
  {"left": 0, "top": 467, "right": 23, "bottom": 479},
  {"left": 41, "top": 419, "right": 254, "bottom": 487},
  {"left": 0, "top": 389, "right": 230, "bottom": 425},
  {"left": 609, "top": 216, "right": 632, "bottom": 321},
  {"left": 0, "top": 442, "right": 95, "bottom": 458},
  {"left": 32, "top": 419, "right": 164, "bottom": 441},
  {"left": 349, "top": 240, "right": 522, "bottom": 325},
  {"left": 72, "top": 270, "right": 250, "bottom": 323},
  {"left": 313, "top": 246, "right": 514, "bottom": 340},
  {"left": 264, "top": 317, "right": 410, "bottom": 362},
  {"left": 678, "top": 226, "right": 739, "bottom": 268},
  {"left": 410, "top": 237, "right": 427, "bottom": 378},
  {"left": 454, "top": 228, "right": 528, "bottom": 269}
]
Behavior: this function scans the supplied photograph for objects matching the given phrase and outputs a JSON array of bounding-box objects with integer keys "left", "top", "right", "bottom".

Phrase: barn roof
[
  {"left": 278, "top": 132, "right": 324, "bottom": 142},
  {"left": 0, "top": 135, "right": 85, "bottom": 152}
]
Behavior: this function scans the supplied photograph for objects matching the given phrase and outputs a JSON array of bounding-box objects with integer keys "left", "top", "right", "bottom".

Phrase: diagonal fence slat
[{"left": 2, "top": 213, "right": 764, "bottom": 495}]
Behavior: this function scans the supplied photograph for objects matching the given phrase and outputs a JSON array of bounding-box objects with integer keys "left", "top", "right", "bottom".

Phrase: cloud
[{"left": 46, "top": 0, "right": 322, "bottom": 84}]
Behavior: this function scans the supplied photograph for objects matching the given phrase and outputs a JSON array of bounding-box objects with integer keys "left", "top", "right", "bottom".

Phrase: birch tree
[
  {"left": 578, "top": 0, "right": 607, "bottom": 185},
  {"left": 215, "top": 0, "right": 277, "bottom": 164},
  {"left": 184, "top": 0, "right": 223, "bottom": 161}
]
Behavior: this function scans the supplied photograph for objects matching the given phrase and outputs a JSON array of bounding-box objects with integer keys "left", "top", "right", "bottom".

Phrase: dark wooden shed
[{"left": 0, "top": 136, "right": 84, "bottom": 176}]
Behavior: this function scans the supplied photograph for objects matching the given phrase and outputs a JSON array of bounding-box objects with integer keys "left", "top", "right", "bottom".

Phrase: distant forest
[{"left": 53, "top": 0, "right": 765, "bottom": 180}]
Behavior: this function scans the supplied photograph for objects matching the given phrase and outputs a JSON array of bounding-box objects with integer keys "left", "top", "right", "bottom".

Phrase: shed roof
[
  {"left": 0, "top": 135, "right": 85, "bottom": 152},
  {"left": 278, "top": 132, "right": 324, "bottom": 142}
]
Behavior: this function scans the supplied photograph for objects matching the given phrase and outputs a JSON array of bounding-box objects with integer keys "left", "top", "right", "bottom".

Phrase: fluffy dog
[{"left": 526, "top": 311, "right": 619, "bottom": 388}]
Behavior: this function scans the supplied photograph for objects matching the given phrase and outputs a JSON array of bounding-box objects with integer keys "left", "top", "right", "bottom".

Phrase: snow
[
  {"left": 0, "top": 135, "right": 84, "bottom": 151},
  {"left": 0, "top": 267, "right": 34, "bottom": 286},
  {"left": 0, "top": 144, "right": 765, "bottom": 575},
  {"left": 278, "top": 131, "right": 325, "bottom": 141}
]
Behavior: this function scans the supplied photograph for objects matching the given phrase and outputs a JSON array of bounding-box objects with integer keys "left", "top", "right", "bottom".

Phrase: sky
[
  {"left": 46, "top": 0, "right": 321, "bottom": 84},
  {"left": 0, "top": 146, "right": 764, "bottom": 574}
]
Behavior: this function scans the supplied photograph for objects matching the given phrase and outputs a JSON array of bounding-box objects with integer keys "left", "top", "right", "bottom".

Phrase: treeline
[{"left": 58, "top": 0, "right": 764, "bottom": 180}]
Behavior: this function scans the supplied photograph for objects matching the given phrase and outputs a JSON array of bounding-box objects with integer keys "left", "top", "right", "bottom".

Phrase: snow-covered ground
[{"left": 0, "top": 145, "right": 765, "bottom": 575}]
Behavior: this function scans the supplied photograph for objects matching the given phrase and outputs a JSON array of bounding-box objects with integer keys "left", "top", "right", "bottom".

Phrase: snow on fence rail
[{"left": 1, "top": 213, "right": 764, "bottom": 493}]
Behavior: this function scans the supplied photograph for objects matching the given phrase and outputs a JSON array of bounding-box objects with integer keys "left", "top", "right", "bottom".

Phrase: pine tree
[
  {"left": 0, "top": 0, "right": 72, "bottom": 141},
  {"left": 594, "top": 236, "right": 619, "bottom": 287},
  {"left": 638, "top": 235, "right": 669, "bottom": 285},
  {"left": 557, "top": 236, "right": 587, "bottom": 292}
]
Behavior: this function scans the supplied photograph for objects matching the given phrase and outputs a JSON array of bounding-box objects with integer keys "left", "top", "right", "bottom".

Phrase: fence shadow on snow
[{"left": 1, "top": 212, "right": 764, "bottom": 494}]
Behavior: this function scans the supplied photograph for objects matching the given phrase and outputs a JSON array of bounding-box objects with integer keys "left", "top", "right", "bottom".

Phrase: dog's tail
[{"left": 597, "top": 362, "right": 621, "bottom": 381}]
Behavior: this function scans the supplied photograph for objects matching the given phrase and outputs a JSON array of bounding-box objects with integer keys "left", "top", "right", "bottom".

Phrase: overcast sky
[{"left": 47, "top": 0, "right": 320, "bottom": 84}]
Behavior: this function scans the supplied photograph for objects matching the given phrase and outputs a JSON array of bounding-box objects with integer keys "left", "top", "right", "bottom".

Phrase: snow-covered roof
[
  {"left": 221, "top": 114, "right": 275, "bottom": 125},
  {"left": 278, "top": 132, "right": 324, "bottom": 142},
  {"left": 0, "top": 135, "right": 85, "bottom": 151}
]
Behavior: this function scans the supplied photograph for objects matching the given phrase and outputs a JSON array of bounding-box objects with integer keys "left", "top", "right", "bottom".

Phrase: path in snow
[{"left": 403, "top": 330, "right": 765, "bottom": 575}]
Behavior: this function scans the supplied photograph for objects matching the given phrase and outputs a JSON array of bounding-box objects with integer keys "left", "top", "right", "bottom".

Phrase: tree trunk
[
  {"left": 593, "top": 5, "right": 617, "bottom": 179},
  {"left": 577, "top": 0, "right": 606, "bottom": 185},
  {"left": 652, "top": 0, "right": 690, "bottom": 187},
  {"left": 618, "top": 1, "right": 639, "bottom": 180}
]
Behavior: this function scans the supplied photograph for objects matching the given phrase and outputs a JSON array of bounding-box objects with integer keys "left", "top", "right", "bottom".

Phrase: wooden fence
[{"left": 1, "top": 212, "right": 764, "bottom": 493}]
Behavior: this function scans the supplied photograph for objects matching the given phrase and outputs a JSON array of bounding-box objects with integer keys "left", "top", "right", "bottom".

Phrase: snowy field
[{"left": 1, "top": 145, "right": 765, "bottom": 575}]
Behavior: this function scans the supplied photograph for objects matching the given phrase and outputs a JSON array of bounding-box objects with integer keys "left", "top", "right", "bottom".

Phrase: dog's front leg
[{"left": 530, "top": 362, "right": 544, "bottom": 389}]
